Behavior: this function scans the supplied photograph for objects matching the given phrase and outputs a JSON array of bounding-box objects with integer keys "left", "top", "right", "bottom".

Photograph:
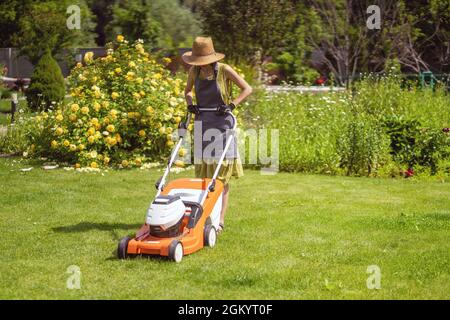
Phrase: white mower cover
[{"left": 146, "top": 195, "right": 186, "bottom": 230}]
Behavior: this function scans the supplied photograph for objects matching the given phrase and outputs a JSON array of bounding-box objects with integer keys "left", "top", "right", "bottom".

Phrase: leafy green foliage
[
  {"left": 266, "top": 51, "right": 320, "bottom": 85},
  {"left": 243, "top": 76, "right": 450, "bottom": 177},
  {"left": 244, "top": 90, "right": 346, "bottom": 174},
  {"left": 26, "top": 50, "right": 66, "bottom": 111},
  {"left": 107, "top": 0, "right": 161, "bottom": 48},
  {"left": 198, "top": 0, "right": 296, "bottom": 62},
  {"left": 0, "top": 0, "right": 27, "bottom": 47},
  {"left": 26, "top": 37, "right": 187, "bottom": 168},
  {"left": 337, "top": 116, "right": 391, "bottom": 176},
  {"left": 0, "top": 104, "right": 36, "bottom": 154},
  {"left": 383, "top": 116, "right": 450, "bottom": 173},
  {"left": 2, "top": 0, "right": 95, "bottom": 64},
  {"left": 0, "top": 88, "right": 12, "bottom": 100},
  {"left": 107, "top": 0, "right": 201, "bottom": 50},
  {"left": 0, "top": 125, "right": 26, "bottom": 154}
]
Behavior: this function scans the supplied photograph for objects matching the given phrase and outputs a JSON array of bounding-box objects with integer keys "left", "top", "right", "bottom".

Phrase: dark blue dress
[{"left": 193, "top": 63, "right": 237, "bottom": 161}]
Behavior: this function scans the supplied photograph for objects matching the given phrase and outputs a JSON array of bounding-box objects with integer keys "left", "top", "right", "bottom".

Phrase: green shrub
[
  {"left": 436, "top": 158, "right": 450, "bottom": 177},
  {"left": 242, "top": 75, "right": 450, "bottom": 177},
  {"left": 263, "top": 51, "right": 319, "bottom": 85},
  {"left": 26, "top": 50, "right": 66, "bottom": 111},
  {"left": 27, "top": 36, "right": 187, "bottom": 168},
  {"left": 382, "top": 116, "right": 420, "bottom": 165},
  {"left": 337, "top": 116, "right": 391, "bottom": 176},
  {"left": 382, "top": 116, "right": 450, "bottom": 173},
  {"left": 353, "top": 75, "right": 450, "bottom": 128},
  {"left": 0, "top": 86, "right": 12, "bottom": 100},
  {"left": 0, "top": 121, "right": 32, "bottom": 155}
]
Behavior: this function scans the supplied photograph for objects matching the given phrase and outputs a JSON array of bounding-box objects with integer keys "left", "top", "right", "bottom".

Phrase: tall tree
[
  {"left": 26, "top": 49, "right": 66, "bottom": 111},
  {"left": 301, "top": 0, "right": 449, "bottom": 84},
  {"left": 87, "top": 0, "right": 115, "bottom": 46},
  {"left": 179, "top": 0, "right": 201, "bottom": 13},
  {"left": 1, "top": 0, "right": 95, "bottom": 64},
  {"left": 106, "top": 0, "right": 201, "bottom": 49},
  {"left": 0, "top": 0, "right": 27, "bottom": 47},
  {"left": 301, "top": 0, "right": 381, "bottom": 85},
  {"left": 359, "top": 0, "right": 449, "bottom": 74},
  {"left": 198, "top": 0, "right": 297, "bottom": 63},
  {"left": 404, "top": 0, "right": 450, "bottom": 73}
]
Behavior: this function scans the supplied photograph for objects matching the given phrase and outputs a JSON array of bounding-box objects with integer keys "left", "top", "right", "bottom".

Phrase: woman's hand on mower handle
[
  {"left": 216, "top": 103, "right": 235, "bottom": 115},
  {"left": 187, "top": 104, "right": 200, "bottom": 115},
  {"left": 178, "top": 113, "right": 192, "bottom": 130}
]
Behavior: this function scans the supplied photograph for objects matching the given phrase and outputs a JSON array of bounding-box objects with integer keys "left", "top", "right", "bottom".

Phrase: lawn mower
[{"left": 117, "top": 108, "right": 237, "bottom": 262}]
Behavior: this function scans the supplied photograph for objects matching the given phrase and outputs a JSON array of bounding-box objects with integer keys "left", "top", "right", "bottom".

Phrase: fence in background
[
  {"left": 0, "top": 47, "right": 191, "bottom": 83},
  {"left": 0, "top": 47, "right": 107, "bottom": 81}
]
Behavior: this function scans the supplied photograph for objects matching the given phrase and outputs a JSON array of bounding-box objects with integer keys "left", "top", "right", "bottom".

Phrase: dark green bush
[
  {"left": 26, "top": 50, "right": 66, "bottom": 111},
  {"left": 0, "top": 86, "right": 12, "bottom": 100},
  {"left": 383, "top": 116, "right": 450, "bottom": 173},
  {"left": 264, "top": 51, "right": 319, "bottom": 85}
]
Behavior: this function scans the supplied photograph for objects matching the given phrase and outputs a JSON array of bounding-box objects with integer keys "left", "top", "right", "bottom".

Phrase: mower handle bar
[
  {"left": 195, "top": 107, "right": 237, "bottom": 131},
  {"left": 155, "top": 108, "right": 237, "bottom": 204}
]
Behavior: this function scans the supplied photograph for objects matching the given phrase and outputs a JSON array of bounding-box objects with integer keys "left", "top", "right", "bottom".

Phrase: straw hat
[{"left": 182, "top": 36, "right": 225, "bottom": 66}]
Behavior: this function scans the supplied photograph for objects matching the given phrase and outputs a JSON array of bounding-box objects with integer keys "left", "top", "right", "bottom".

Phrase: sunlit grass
[{"left": 0, "top": 157, "right": 449, "bottom": 299}]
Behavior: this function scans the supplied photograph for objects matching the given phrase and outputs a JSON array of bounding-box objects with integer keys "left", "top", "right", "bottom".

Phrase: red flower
[
  {"left": 405, "top": 168, "right": 414, "bottom": 178},
  {"left": 315, "top": 76, "right": 326, "bottom": 85}
]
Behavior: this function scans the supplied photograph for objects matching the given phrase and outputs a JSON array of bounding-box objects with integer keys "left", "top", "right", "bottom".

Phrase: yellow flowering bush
[{"left": 34, "top": 36, "right": 187, "bottom": 167}]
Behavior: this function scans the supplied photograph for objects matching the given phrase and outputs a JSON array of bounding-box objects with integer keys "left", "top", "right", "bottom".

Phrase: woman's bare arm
[
  {"left": 184, "top": 66, "right": 195, "bottom": 106},
  {"left": 224, "top": 65, "right": 253, "bottom": 106}
]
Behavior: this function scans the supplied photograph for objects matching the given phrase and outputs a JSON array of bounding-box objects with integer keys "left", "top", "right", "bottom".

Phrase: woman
[{"left": 182, "top": 36, "right": 252, "bottom": 234}]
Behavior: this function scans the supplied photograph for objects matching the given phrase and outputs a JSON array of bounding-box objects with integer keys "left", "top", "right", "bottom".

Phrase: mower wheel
[
  {"left": 168, "top": 240, "right": 183, "bottom": 263},
  {"left": 117, "top": 236, "right": 131, "bottom": 259},
  {"left": 204, "top": 224, "right": 217, "bottom": 248}
]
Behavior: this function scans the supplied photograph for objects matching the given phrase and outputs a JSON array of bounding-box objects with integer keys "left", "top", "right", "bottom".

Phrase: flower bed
[
  {"left": 28, "top": 36, "right": 189, "bottom": 168},
  {"left": 243, "top": 76, "right": 450, "bottom": 178}
]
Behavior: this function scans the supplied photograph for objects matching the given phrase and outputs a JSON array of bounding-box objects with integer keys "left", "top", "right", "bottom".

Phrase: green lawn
[
  {"left": 0, "top": 158, "right": 449, "bottom": 299},
  {"left": 0, "top": 99, "right": 28, "bottom": 126}
]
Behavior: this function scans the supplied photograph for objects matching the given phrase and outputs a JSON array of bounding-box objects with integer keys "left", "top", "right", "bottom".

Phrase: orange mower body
[
  {"left": 118, "top": 178, "right": 223, "bottom": 262},
  {"left": 117, "top": 109, "right": 236, "bottom": 262}
]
